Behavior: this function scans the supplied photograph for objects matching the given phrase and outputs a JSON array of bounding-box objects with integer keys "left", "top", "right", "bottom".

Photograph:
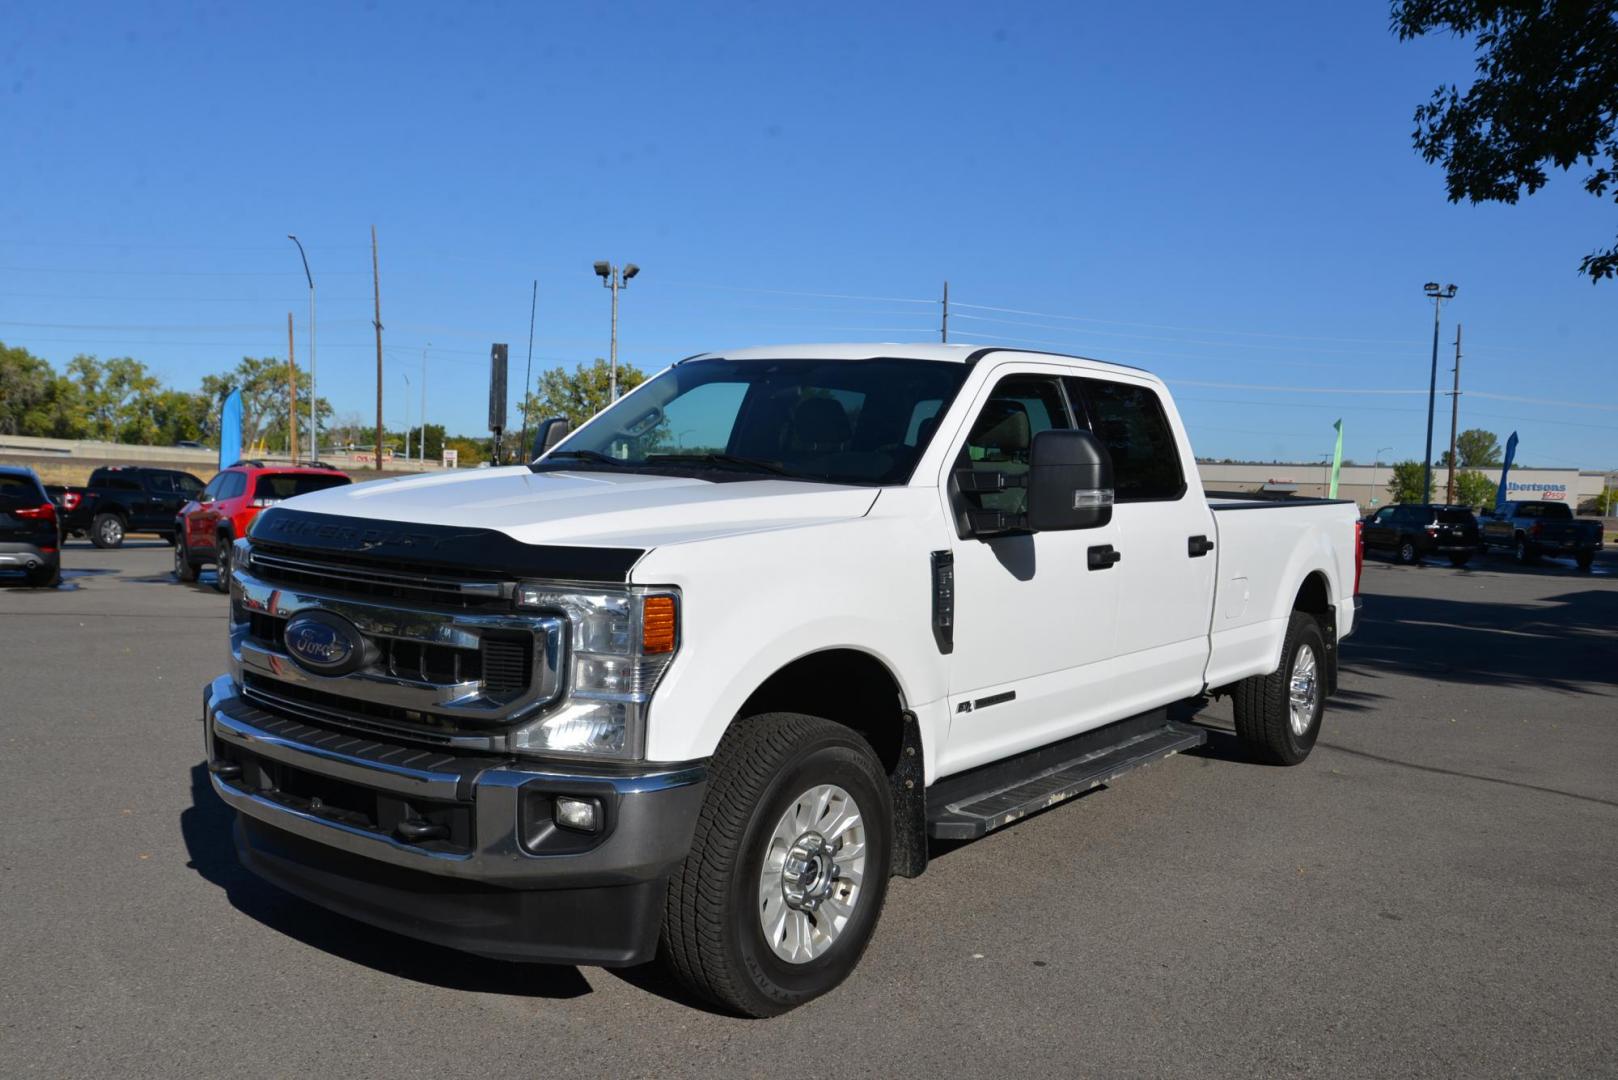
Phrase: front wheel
[
  {"left": 1448, "top": 553, "right": 1471, "bottom": 568},
  {"left": 1232, "top": 610, "right": 1326, "bottom": 766},
  {"left": 662, "top": 713, "right": 893, "bottom": 1017},
  {"left": 213, "top": 537, "right": 232, "bottom": 593},
  {"left": 91, "top": 513, "right": 125, "bottom": 549},
  {"left": 1515, "top": 537, "right": 1535, "bottom": 565}
]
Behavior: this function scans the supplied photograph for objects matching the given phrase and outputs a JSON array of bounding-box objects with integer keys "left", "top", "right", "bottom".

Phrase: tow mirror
[
  {"left": 1025, "top": 428, "right": 1114, "bottom": 531},
  {"left": 530, "top": 417, "right": 571, "bottom": 461}
]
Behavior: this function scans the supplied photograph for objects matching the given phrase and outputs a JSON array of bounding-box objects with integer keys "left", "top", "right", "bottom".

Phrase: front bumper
[{"left": 203, "top": 675, "right": 707, "bottom": 965}]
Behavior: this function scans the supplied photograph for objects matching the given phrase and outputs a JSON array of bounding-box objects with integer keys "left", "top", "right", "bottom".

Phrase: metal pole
[
  {"left": 609, "top": 268, "right": 620, "bottom": 402},
  {"left": 1423, "top": 295, "right": 1441, "bottom": 505},
  {"left": 402, "top": 372, "right": 411, "bottom": 461},
  {"left": 372, "top": 225, "right": 384, "bottom": 474},
  {"left": 288, "top": 236, "right": 316, "bottom": 463},
  {"left": 520, "top": 280, "right": 536, "bottom": 455},
  {"left": 941, "top": 280, "right": 949, "bottom": 343},
  {"left": 287, "top": 312, "right": 298, "bottom": 464},
  {"left": 1445, "top": 324, "right": 1462, "bottom": 504},
  {"left": 420, "top": 344, "right": 428, "bottom": 463},
  {"left": 1373, "top": 446, "right": 1393, "bottom": 506}
]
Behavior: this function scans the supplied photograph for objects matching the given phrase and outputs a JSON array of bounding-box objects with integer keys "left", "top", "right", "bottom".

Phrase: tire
[
  {"left": 1514, "top": 536, "right": 1535, "bottom": 565},
  {"left": 91, "top": 513, "right": 125, "bottom": 549},
  {"left": 213, "top": 535, "right": 233, "bottom": 593},
  {"left": 1397, "top": 539, "right": 1420, "bottom": 565},
  {"left": 1448, "top": 553, "right": 1471, "bottom": 568},
  {"left": 1576, "top": 553, "right": 1594, "bottom": 572},
  {"left": 174, "top": 538, "right": 198, "bottom": 583},
  {"left": 27, "top": 564, "right": 61, "bottom": 588},
  {"left": 662, "top": 713, "right": 893, "bottom": 1017},
  {"left": 1233, "top": 610, "right": 1326, "bottom": 766},
  {"left": 158, "top": 532, "right": 176, "bottom": 546}
]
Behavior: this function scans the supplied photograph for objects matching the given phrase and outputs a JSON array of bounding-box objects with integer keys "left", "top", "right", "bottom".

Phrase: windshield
[
  {"left": 254, "top": 473, "right": 351, "bottom": 501},
  {"left": 540, "top": 357, "right": 972, "bottom": 485}
]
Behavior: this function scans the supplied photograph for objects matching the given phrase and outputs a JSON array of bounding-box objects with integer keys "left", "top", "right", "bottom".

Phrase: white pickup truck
[{"left": 202, "top": 343, "right": 1362, "bottom": 1016}]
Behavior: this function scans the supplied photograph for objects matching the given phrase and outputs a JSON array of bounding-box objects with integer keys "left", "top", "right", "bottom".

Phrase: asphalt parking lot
[{"left": 1, "top": 539, "right": 1614, "bottom": 1078}]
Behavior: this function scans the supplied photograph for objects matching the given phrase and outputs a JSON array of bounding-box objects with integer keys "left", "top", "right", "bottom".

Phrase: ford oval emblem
[{"left": 283, "top": 611, "right": 367, "bottom": 676}]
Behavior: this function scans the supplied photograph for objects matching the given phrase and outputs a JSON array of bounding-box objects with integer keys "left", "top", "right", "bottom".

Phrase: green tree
[
  {"left": 1440, "top": 427, "right": 1503, "bottom": 468},
  {"left": 200, "top": 356, "right": 332, "bottom": 454},
  {"left": 1452, "top": 470, "right": 1497, "bottom": 508},
  {"left": 405, "top": 423, "right": 446, "bottom": 460},
  {"left": 0, "top": 342, "right": 84, "bottom": 437},
  {"left": 150, "top": 388, "right": 213, "bottom": 445},
  {"left": 67, "top": 354, "right": 165, "bottom": 443},
  {"left": 1388, "top": 460, "right": 1433, "bottom": 504},
  {"left": 1394, "top": 1, "right": 1618, "bottom": 281},
  {"left": 517, "top": 358, "right": 648, "bottom": 431},
  {"left": 442, "top": 435, "right": 488, "bottom": 467}
]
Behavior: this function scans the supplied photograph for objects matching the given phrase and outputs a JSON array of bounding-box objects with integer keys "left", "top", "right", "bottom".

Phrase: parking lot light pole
[
  {"left": 1422, "top": 282, "right": 1457, "bottom": 506},
  {"left": 289, "top": 235, "right": 317, "bottom": 462},
  {"left": 594, "top": 261, "right": 639, "bottom": 402}
]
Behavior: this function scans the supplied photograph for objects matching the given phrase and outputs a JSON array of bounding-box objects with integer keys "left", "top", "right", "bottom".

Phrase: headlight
[{"left": 510, "top": 584, "right": 679, "bottom": 759}]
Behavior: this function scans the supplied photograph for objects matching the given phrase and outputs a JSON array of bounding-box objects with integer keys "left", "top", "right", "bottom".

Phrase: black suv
[
  {"left": 1362, "top": 503, "right": 1480, "bottom": 566},
  {"left": 60, "top": 466, "right": 205, "bottom": 548},
  {"left": 0, "top": 466, "right": 62, "bottom": 587}
]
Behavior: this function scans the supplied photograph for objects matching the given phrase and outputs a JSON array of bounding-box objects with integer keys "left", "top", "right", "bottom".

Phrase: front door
[{"left": 935, "top": 366, "right": 1123, "bottom": 777}]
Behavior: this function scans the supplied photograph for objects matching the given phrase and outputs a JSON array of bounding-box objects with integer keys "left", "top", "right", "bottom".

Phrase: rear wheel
[
  {"left": 1233, "top": 610, "right": 1326, "bottom": 766},
  {"left": 662, "top": 713, "right": 892, "bottom": 1017},
  {"left": 1397, "top": 539, "right": 1420, "bottom": 565},
  {"left": 174, "top": 538, "right": 198, "bottom": 583},
  {"left": 213, "top": 536, "right": 233, "bottom": 593},
  {"left": 1576, "top": 553, "right": 1594, "bottom": 572},
  {"left": 91, "top": 513, "right": 125, "bottom": 549},
  {"left": 27, "top": 563, "right": 60, "bottom": 588},
  {"left": 1514, "top": 536, "right": 1535, "bottom": 564},
  {"left": 1448, "top": 553, "right": 1471, "bottom": 568}
]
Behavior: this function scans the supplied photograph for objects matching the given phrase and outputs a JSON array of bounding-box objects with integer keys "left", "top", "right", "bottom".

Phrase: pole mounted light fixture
[
  {"left": 288, "top": 234, "right": 317, "bottom": 463},
  {"left": 595, "top": 260, "right": 640, "bottom": 403}
]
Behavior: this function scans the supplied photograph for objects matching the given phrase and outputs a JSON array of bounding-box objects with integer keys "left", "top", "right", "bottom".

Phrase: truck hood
[{"left": 280, "top": 466, "right": 881, "bottom": 547}]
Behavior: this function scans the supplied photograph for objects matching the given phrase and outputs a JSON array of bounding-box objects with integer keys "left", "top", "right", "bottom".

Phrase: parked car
[
  {"left": 176, "top": 461, "right": 351, "bottom": 591},
  {"left": 0, "top": 465, "right": 62, "bottom": 587},
  {"left": 1361, "top": 503, "right": 1480, "bottom": 566},
  {"left": 1480, "top": 499, "right": 1604, "bottom": 571},
  {"left": 59, "top": 466, "right": 206, "bottom": 548},
  {"left": 199, "top": 343, "right": 1364, "bottom": 1015}
]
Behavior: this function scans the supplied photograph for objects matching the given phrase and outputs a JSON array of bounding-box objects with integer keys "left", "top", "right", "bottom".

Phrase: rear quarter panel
[{"left": 1204, "top": 500, "right": 1359, "bottom": 689}]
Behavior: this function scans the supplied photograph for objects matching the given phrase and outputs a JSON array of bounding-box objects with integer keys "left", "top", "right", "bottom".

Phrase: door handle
[
  {"left": 1087, "top": 544, "right": 1121, "bottom": 571},
  {"left": 1188, "top": 535, "right": 1215, "bottom": 557}
]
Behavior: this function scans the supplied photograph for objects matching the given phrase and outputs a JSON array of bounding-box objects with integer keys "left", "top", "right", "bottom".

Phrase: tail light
[
  {"left": 62, "top": 491, "right": 81, "bottom": 511},
  {"left": 15, "top": 503, "right": 56, "bottom": 524},
  {"left": 1354, "top": 520, "right": 1364, "bottom": 596}
]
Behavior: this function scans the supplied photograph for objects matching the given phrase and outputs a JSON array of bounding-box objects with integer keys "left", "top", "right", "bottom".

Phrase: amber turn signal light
[{"left": 641, "top": 595, "right": 677, "bottom": 654}]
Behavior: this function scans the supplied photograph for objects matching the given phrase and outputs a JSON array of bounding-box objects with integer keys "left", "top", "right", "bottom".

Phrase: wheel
[
  {"left": 91, "top": 513, "right": 125, "bottom": 549},
  {"left": 662, "top": 713, "right": 893, "bottom": 1017},
  {"left": 27, "top": 563, "right": 61, "bottom": 588},
  {"left": 1232, "top": 610, "right": 1326, "bottom": 766},
  {"left": 174, "top": 538, "right": 198, "bottom": 583},
  {"left": 1448, "top": 553, "right": 1471, "bottom": 568},
  {"left": 159, "top": 532, "right": 176, "bottom": 546},
  {"left": 1397, "top": 539, "right": 1420, "bottom": 565},
  {"left": 1514, "top": 536, "right": 1535, "bottom": 564},
  {"left": 1576, "top": 553, "right": 1594, "bottom": 572},
  {"left": 213, "top": 536, "right": 233, "bottom": 593}
]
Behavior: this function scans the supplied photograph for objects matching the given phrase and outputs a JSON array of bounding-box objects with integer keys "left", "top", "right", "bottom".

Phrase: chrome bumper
[{"left": 202, "top": 675, "right": 707, "bottom": 889}]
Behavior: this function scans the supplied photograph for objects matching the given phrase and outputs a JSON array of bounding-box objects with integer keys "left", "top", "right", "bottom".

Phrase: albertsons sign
[{"left": 1506, "top": 480, "right": 1567, "bottom": 500}]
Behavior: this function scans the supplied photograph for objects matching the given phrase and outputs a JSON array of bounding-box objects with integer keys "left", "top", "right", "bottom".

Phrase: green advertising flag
[{"left": 1329, "top": 419, "right": 1344, "bottom": 498}]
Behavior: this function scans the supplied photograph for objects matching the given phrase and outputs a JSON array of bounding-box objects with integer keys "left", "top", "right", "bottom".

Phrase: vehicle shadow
[{"left": 179, "top": 762, "right": 592, "bottom": 1000}]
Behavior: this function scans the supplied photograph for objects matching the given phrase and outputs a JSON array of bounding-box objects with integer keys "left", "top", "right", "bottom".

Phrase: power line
[{"left": 660, "top": 280, "right": 937, "bottom": 305}]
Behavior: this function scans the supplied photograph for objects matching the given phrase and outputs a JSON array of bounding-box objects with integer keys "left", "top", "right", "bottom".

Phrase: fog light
[{"left": 554, "top": 796, "right": 601, "bottom": 833}]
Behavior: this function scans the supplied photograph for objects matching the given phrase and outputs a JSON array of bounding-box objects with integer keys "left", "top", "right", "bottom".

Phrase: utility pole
[
  {"left": 941, "top": 280, "right": 949, "bottom": 343},
  {"left": 288, "top": 235, "right": 316, "bottom": 462},
  {"left": 287, "top": 312, "right": 298, "bottom": 464},
  {"left": 1421, "top": 282, "right": 1458, "bottom": 505},
  {"left": 371, "top": 225, "right": 384, "bottom": 474},
  {"left": 1445, "top": 324, "right": 1462, "bottom": 504}
]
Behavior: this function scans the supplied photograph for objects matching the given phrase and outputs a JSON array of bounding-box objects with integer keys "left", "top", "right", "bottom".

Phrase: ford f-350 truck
[{"left": 202, "top": 344, "right": 1362, "bottom": 1016}]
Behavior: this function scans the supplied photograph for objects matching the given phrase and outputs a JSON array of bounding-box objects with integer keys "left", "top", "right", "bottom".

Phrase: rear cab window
[{"left": 1436, "top": 508, "right": 1474, "bottom": 524}]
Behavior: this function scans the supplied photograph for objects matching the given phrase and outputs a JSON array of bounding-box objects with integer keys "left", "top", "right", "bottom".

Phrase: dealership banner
[{"left": 1494, "top": 431, "right": 1518, "bottom": 512}]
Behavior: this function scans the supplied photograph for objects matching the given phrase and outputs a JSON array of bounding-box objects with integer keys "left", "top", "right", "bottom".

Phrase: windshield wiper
[{"left": 646, "top": 452, "right": 790, "bottom": 476}]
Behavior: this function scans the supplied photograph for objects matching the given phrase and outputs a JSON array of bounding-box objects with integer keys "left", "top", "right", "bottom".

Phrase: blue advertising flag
[
  {"left": 219, "top": 389, "right": 243, "bottom": 472},
  {"left": 1494, "top": 431, "right": 1518, "bottom": 513}
]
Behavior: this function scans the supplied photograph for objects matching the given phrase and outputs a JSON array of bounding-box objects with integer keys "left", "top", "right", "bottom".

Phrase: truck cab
[{"left": 200, "top": 344, "right": 1361, "bottom": 1015}]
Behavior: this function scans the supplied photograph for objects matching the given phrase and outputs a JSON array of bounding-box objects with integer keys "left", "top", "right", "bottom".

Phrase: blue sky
[{"left": 4, "top": 2, "right": 1614, "bottom": 469}]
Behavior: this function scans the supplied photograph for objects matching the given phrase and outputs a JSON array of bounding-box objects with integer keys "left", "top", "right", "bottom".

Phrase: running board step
[{"left": 926, "top": 712, "right": 1207, "bottom": 840}]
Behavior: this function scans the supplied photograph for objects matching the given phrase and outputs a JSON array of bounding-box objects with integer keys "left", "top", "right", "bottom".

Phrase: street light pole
[
  {"left": 402, "top": 372, "right": 411, "bottom": 461},
  {"left": 1421, "top": 282, "right": 1457, "bottom": 506},
  {"left": 594, "top": 261, "right": 639, "bottom": 402},
  {"left": 420, "top": 344, "right": 428, "bottom": 463},
  {"left": 288, "top": 235, "right": 316, "bottom": 462},
  {"left": 1372, "top": 446, "right": 1394, "bottom": 505}
]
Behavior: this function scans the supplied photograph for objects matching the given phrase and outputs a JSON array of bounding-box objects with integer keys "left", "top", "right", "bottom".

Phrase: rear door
[{"left": 1069, "top": 375, "right": 1216, "bottom": 711}]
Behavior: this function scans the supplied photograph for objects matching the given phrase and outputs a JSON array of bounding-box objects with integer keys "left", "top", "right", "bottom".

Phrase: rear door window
[
  {"left": 1069, "top": 378, "right": 1186, "bottom": 502},
  {"left": 217, "top": 472, "right": 247, "bottom": 500}
]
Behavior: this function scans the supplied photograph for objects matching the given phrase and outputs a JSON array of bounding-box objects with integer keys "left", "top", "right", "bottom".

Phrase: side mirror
[
  {"left": 1025, "top": 428, "right": 1114, "bottom": 531},
  {"left": 530, "top": 417, "right": 571, "bottom": 461}
]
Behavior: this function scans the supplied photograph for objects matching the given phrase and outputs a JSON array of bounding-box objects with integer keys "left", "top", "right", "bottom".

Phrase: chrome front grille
[{"left": 231, "top": 555, "right": 563, "bottom": 745}]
